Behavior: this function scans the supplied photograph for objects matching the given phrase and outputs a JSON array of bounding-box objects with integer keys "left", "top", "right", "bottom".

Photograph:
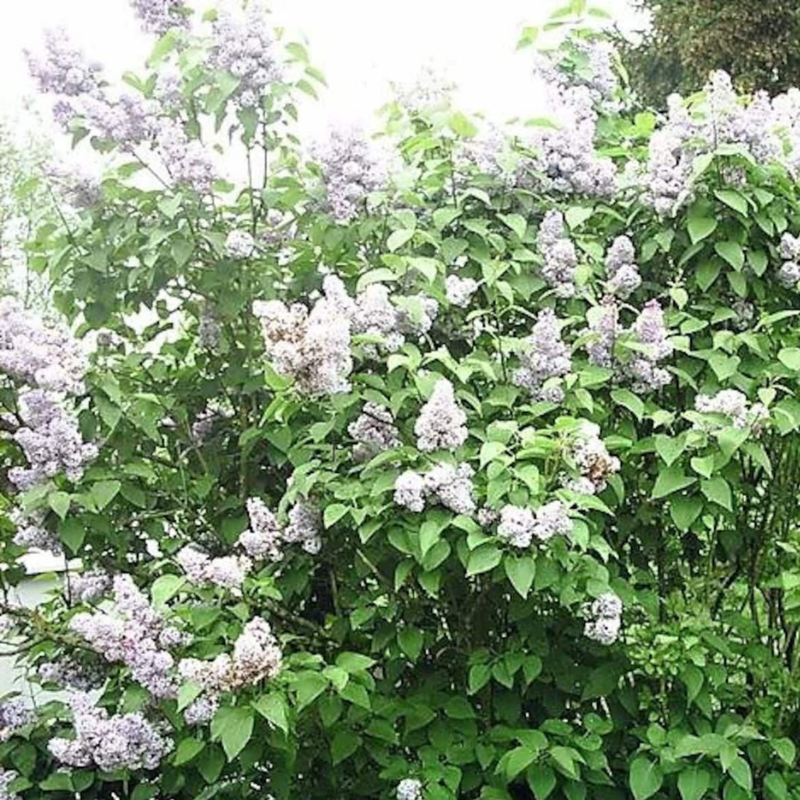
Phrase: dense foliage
[
  {"left": 623, "top": 0, "right": 800, "bottom": 109},
  {"left": 5, "top": 3, "right": 800, "bottom": 800}
]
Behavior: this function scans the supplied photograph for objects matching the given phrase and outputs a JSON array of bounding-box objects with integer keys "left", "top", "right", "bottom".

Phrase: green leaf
[
  {"left": 323, "top": 503, "right": 348, "bottom": 529},
  {"left": 772, "top": 738, "right": 796, "bottom": 766},
  {"left": 764, "top": 773, "right": 788, "bottom": 800},
  {"left": 701, "top": 477, "right": 733, "bottom": 511},
  {"left": 91, "top": 480, "right": 121, "bottom": 510},
  {"left": 630, "top": 756, "right": 663, "bottom": 800},
  {"left": 688, "top": 216, "right": 717, "bottom": 244},
  {"left": 503, "top": 746, "right": 537, "bottom": 780},
  {"left": 253, "top": 694, "right": 289, "bottom": 734},
  {"left": 654, "top": 434, "right": 686, "bottom": 466},
  {"left": 433, "top": 208, "right": 461, "bottom": 230},
  {"left": 679, "top": 767, "right": 710, "bottom": 800},
  {"left": 778, "top": 347, "right": 800, "bottom": 371},
  {"left": 499, "top": 213, "right": 527, "bottom": 239},
  {"left": 652, "top": 465, "right": 696, "bottom": 499},
  {"left": 331, "top": 730, "right": 361, "bottom": 765},
  {"left": 504, "top": 556, "right": 535, "bottom": 598},
  {"left": 336, "top": 652, "right": 376, "bottom": 673},
  {"left": 294, "top": 672, "right": 328, "bottom": 710},
  {"left": 398, "top": 627, "right": 424, "bottom": 661},
  {"left": 527, "top": 764, "right": 557, "bottom": 800},
  {"left": 611, "top": 389, "right": 644, "bottom": 420},
  {"left": 468, "top": 663, "right": 491, "bottom": 694},
  {"left": 715, "top": 241, "right": 745, "bottom": 270},
  {"left": 696, "top": 260, "right": 722, "bottom": 291},
  {"left": 210, "top": 706, "right": 254, "bottom": 761},
  {"left": 466, "top": 543, "right": 502, "bottom": 576},
  {"left": 387, "top": 229, "right": 414, "bottom": 252},
  {"left": 48, "top": 491, "right": 71, "bottom": 520},
  {"left": 670, "top": 495, "right": 703, "bottom": 531},
  {"left": 728, "top": 758, "right": 752, "bottom": 792},
  {"left": 151, "top": 574, "right": 185, "bottom": 608},
  {"left": 565, "top": 206, "right": 594, "bottom": 230},
  {"left": 174, "top": 738, "right": 205, "bottom": 766},
  {"left": 715, "top": 189, "right": 748, "bottom": 215},
  {"left": 444, "top": 696, "right": 475, "bottom": 719}
]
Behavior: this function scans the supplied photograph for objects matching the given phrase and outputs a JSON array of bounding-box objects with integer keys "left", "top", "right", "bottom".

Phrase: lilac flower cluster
[
  {"left": 626, "top": 300, "right": 673, "bottom": 393},
  {"left": 154, "top": 65, "right": 183, "bottom": 108},
  {"left": 456, "top": 125, "right": 511, "bottom": 183},
  {"left": 208, "top": 1, "right": 283, "bottom": 109},
  {"left": 80, "top": 91, "right": 159, "bottom": 149},
  {"left": 0, "top": 297, "right": 88, "bottom": 393},
  {"left": 190, "top": 401, "right": 233, "bottom": 445},
  {"left": 394, "top": 463, "right": 475, "bottom": 516},
  {"left": 155, "top": 118, "right": 216, "bottom": 194},
  {"left": 348, "top": 402, "right": 400, "bottom": 461},
  {"left": 10, "top": 389, "right": 98, "bottom": 490},
  {"left": 178, "top": 616, "right": 281, "bottom": 717},
  {"left": 445, "top": 275, "right": 479, "bottom": 308},
  {"left": 537, "top": 211, "right": 578, "bottom": 297},
  {"left": 45, "top": 163, "right": 101, "bottom": 209},
  {"left": 176, "top": 546, "right": 252, "bottom": 591},
  {"left": 513, "top": 308, "right": 571, "bottom": 402},
  {"left": 253, "top": 293, "right": 353, "bottom": 395},
  {"left": 397, "top": 779, "right": 424, "bottom": 800},
  {"left": 49, "top": 692, "right": 172, "bottom": 771},
  {"left": 397, "top": 295, "right": 439, "bottom": 338},
  {"left": 0, "top": 699, "right": 34, "bottom": 742},
  {"left": 198, "top": 304, "right": 222, "bottom": 352},
  {"left": 225, "top": 230, "right": 256, "bottom": 259},
  {"left": 183, "top": 694, "right": 219, "bottom": 726},
  {"left": 11, "top": 508, "right": 61, "bottom": 554},
  {"left": 26, "top": 28, "right": 103, "bottom": 98},
  {"left": 70, "top": 569, "right": 112, "bottom": 603},
  {"left": 496, "top": 501, "right": 572, "bottom": 548},
  {"left": 584, "top": 592, "right": 622, "bottom": 645},
  {"left": 778, "top": 233, "right": 800, "bottom": 288},
  {"left": 694, "top": 390, "right": 769, "bottom": 431},
  {"left": 604, "top": 235, "right": 641, "bottom": 298},
  {"left": 312, "top": 128, "right": 384, "bottom": 222},
  {"left": 239, "top": 497, "right": 322, "bottom": 560},
  {"left": 414, "top": 379, "right": 468, "bottom": 452},
  {"left": 0, "top": 769, "right": 19, "bottom": 800},
  {"left": 70, "top": 575, "right": 183, "bottom": 698},
  {"left": 38, "top": 658, "right": 104, "bottom": 691},
  {"left": 130, "top": 0, "right": 189, "bottom": 36},
  {"left": 565, "top": 422, "right": 620, "bottom": 495}
]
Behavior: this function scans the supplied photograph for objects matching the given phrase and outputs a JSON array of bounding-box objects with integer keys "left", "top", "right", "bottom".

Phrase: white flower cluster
[
  {"left": 496, "top": 501, "right": 572, "bottom": 548},
  {"left": 348, "top": 402, "right": 400, "bottom": 461},
  {"left": 198, "top": 304, "right": 222, "bottom": 351},
  {"left": 312, "top": 128, "right": 384, "bottom": 222},
  {"left": 394, "top": 463, "right": 475, "bottom": 516},
  {"left": 0, "top": 699, "right": 34, "bottom": 742},
  {"left": 238, "top": 497, "right": 322, "bottom": 560},
  {"left": 70, "top": 575, "right": 184, "bottom": 698},
  {"left": 414, "top": 379, "right": 468, "bottom": 452},
  {"left": 778, "top": 232, "right": 800, "bottom": 288},
  {"left": 537, "top": 211, "right": 578, "bottom": 298},
  {"left": 604, "top": 235, "right": 642, "bottom": 299},
  {"left": 253, "top": 291, "right": 352, "bottom": 396},
  {"left": 0, "top": 768, "right": 19, "bottom": 800},
  {"left": 208, "top": 0, "right": 283, "bottom": 109},
  {"left": 565, "top": 422, "right": 620, "bottom": 495},
  {"left": 49, "top": 692, "right": 172, "bottom": 771},
  {"left": 694, "top": 390, "right": 769, "bottom": 431},
  {"left": 397, "top": 778, "right": 424, "bottom": 800},
  {"left": 176, "top": 546, "right": 252, "bottom": 591},
  {"left": 178, "top": 617, "right": 281, "bottom": 722},
  {"left": 584, "top": 592, "right": 622, "bottom": 645},
  {"left": 513, "top": 308, "right": 571, "bottom": 403},
  {"left": 10, "top": 389, "right": 98, "bottom": 490},
  {"left": 225, "top": 229, "right": 256, "bottom": 259},
  {"left": 445, "top": 274, "right": 479, "bottom": 308}
]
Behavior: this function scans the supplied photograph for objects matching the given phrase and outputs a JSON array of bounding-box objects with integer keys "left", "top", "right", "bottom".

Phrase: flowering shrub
[{"left": 5, "top": 3, "right": 800, "bottom": 800}]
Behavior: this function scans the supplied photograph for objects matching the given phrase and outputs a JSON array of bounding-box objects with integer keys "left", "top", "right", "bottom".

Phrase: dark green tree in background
[{"left": 623, "top": 0, "right": 800, "bottom": 108}]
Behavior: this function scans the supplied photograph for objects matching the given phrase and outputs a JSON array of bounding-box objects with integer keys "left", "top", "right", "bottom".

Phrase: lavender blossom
[
  {"left": 393, "top": 471, "right": 427, "bottom": 513},
  {"left": 604, "top": 235, "right": 641, "bottom": 298},
  {"left": 445, "top": 275, "right": 479, "bottom": 308},
  {"left": 513, "top": 308, "right": 571, "bottom": 402},
  {"left": 0, "top": 699, "right": 34, "bottom": 742},
  {"left": 0, "top": 769, "right": 19, "bottom": 800},
  {"left": 155, "top": 118, "right": 216, "bottom": 194},
  {"left": 239, "top": 497, "right": 284, "bottom": 561},
  {"left": 397, "top": 779, "right": 424, "bottom": 800},
  {"left": 11, "top": 508, "right": 61, "bottom": 554},
  {"left": 348, "top": 402, "right": 400, "bottom": 461},
  {"left": 695, "top": 390, "right": 769, "bottom": 431},
  {"left": 626, "top": 300, "right": 673, "bottom": 393},
  {"left": 537, "top": 211, "right": 577, "bottom": 297},
  {"left": 79, "top": 91, "right": 159, "bottom": 149},
  {"left": 70, "top": 570, "right": 112, "bottom": 603},
  {"left": 26, "top": 28, "right": 103, "bottom": 98},
  {"left": 130, "top": 0, "right": 189, "bottom": 36},
  {"left": 225, "top": 230, "right": 256, "bottom": 259},
  {"left": 184, "top": 694, "right": 219, "bottom": 726},
  {"left": 565, "top": 421, "right": 620, "bottom": 494},
  {"left": 176, "top": 546, "right": 252, "bottom": 591},
  {"left": 283, "top": 500, "right": 322, "bottom": 555}
]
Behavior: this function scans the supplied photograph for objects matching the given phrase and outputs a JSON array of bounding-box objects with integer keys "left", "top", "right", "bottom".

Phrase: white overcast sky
[{"left": 0, "top": 0, "right": 642, "bottom": 142}]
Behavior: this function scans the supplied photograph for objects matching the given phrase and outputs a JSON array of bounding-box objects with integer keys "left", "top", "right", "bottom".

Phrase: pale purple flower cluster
[
  {"left": 584, "top": 592, "right": 622, "bottom": 645},
  {"left": 26, "top": 28, "right": 103, "bottom": 97},
  {"left": 496, "top": 501, "right": 572, "bottom": 548},
  {"left": 0, "top": 699, "right": 34, "bottom": 742},
  {"left": 585, "top": 299, "right": 621, "bottom": 368},
  {"left": 239, "top": 497, "right": 322, "bottom": 560},
  {"left": 445, "top": 275, "right": 479, "bottom": 308},
  {"left": 348, "top": 402, "right": 400, "bottom": 461},
  {"left": 626, "top": 300, "right": 673, "bottom": 393},
  {"left": 225, "top": 230, "right": 256, "bottom": 259},
  {"left": 178, "top": 616, "right": 281, "bottom": 700},
  {"left": 537, "top": 211, "right": 578, "bottom": 297},
  {"left": 778, "top": 233, "right": 800, "bottom": 288},
  {"left": 49, "top": 692, "right": 172, "bottom": 771},
  {"left": 70, "top": 569, "right": 112, "bottom": 603},
  {"left": 70, "top": 575, "right": 183, "bottom": 698},
  {"left": 45, "top": 163, "right": 102, "bottom": 209},
  {"left": 183, "top": 694, "right": 219, "bottom": 726},
  {"left": 565, "top": 422, "right": 620, "bottom": 495},
  {"left": 397, "top": 779, "right": 424, "bottom": 800},
  {"left": 252, "top": 293, "right": 353, "bottom": 395},
  {"left": 312, "top": 128, "right": 384, "bottom": 222},
  {"left": 0, "top": 768, "right": 19, "bottom": 800},
  {"left": 396, "top": 295, "right": 439, "bottom": 338},
  {"left": 80, "top": 91, "right": 159, "bottom": 149},
  {"left": 130, "top": 0, "right": 189, "bottom": 36},
  {"left": 154, "top": 65, "right": 183, "bottom": 108},
  {"left": 455, "top": 123, "right": 513, "bottom": 183},
  {"left": 198, "top": 304, "right": 222, "bottom": 351},
  {"left": 0, "top": 297, "right": 88, "bottom": 393},
  {"left": 414, "top": 379, "right": 468, "bottom": 452},
  {"left": 695, "top": 390, "right": 769, "bottom": 431},
  {"left": 604, "top": 235, "right": 641, "bottom": 299},
  {"left": 38, "top": 658, "right": 104, "bottom": 691},
  {"left": 10, "top": 389, "right": 98, "bottom": 490},
  {"left": 11, "top": 508, "right": 61, "bottom": 554},
  {"left": 155, "top": 118, "right": 216, "bottom": 194},
  {"left": 513, "top": 308, "right": 571, "bottom": 402},
  {"left": 208, "top": 1, "right": 283, "bottom": 109},
  {"left": 394, "top": 463, "right": 475, "bottom": 516},
  {"left": 190, "top": 401, "right": 233, "bottom": 445},
  {"left": 176, "top": 546, "right": 252, "bottom": 591}
]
